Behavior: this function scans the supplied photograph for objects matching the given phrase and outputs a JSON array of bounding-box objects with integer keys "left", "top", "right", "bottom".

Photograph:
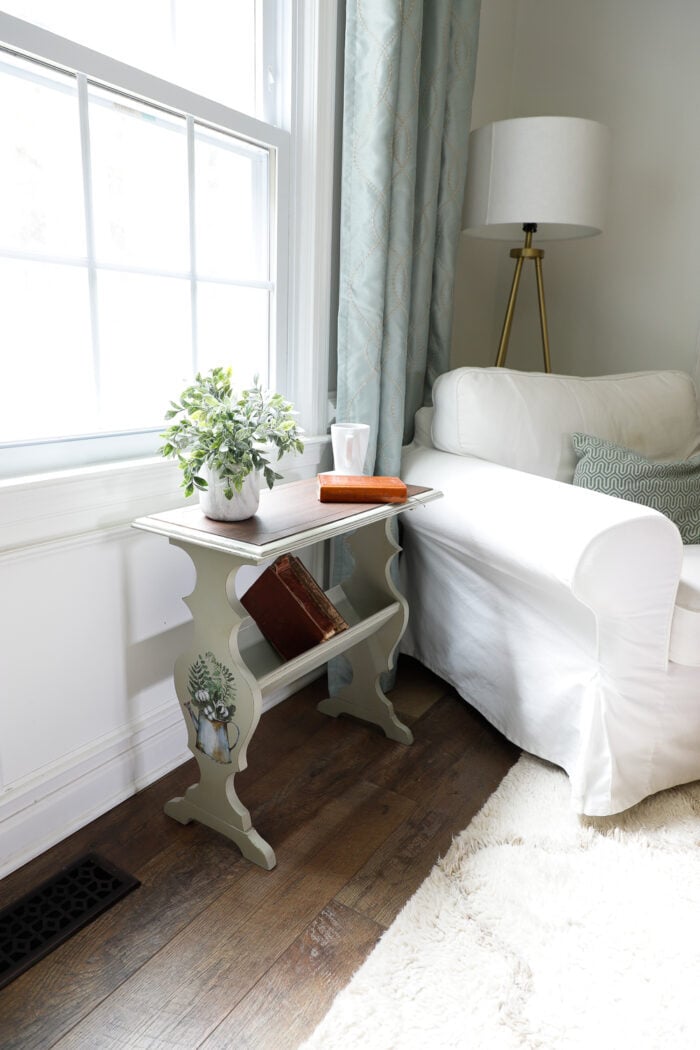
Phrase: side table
[{"left": 133, "top": 477, "right": 441, "bottom": 869}]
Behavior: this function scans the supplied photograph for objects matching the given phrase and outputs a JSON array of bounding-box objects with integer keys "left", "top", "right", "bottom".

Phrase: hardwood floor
[{"left": 0, "top": 656, "right": 518, "bottom": 1049}]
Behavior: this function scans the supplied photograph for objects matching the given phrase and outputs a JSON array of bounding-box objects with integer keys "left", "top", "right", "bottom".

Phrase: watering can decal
[{"left": 186, "top": 652, "right": 239, "bottom": 764}]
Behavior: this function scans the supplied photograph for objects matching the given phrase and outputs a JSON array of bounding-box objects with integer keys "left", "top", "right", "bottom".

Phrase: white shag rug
[{"left": 301, "top": 754, "right": 700, "bottom": 1050}]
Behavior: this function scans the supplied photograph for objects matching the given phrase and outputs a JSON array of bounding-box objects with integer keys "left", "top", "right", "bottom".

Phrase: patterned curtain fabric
[
  {"left": 329, "top": 0, "right": 481, "bottom": 697},
  {"left": 336, "top": 0, "right": 481, "bottom": 475}
]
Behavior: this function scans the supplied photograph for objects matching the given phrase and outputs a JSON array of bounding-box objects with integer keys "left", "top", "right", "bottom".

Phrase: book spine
[
  {"left": 318, "top": 488, "right": 406, "bottom": 503},
  {"left": 271, "top": 556, "right": 338, "bottom": 640},
  {"left": 278, "top": 556, "right": 349, "bottom": 634}
]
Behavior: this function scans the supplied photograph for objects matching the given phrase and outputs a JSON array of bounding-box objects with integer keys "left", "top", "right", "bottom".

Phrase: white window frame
[
  {"left": 286, "top": 0, "right": 337, "bottom": 439},
  {"left": 0, "top": 1, "right": 337, "bottom": 538}
]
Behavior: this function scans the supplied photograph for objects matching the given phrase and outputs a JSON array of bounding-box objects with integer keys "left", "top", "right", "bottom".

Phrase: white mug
[{"left": 331, "top": 422, "right": 370, "bottom": 474}]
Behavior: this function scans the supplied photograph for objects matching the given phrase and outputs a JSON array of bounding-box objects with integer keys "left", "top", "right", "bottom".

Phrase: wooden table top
[{"left": 133, "top": 477, "right": 439, "bottom": 562}]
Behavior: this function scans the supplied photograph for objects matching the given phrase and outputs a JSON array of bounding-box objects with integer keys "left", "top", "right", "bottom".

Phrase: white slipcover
[{"left": 400, "top": 367, "right": 700, "bottom": 815}]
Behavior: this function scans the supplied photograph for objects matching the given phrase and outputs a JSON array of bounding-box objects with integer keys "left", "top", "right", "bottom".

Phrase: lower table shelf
[{"left": 244, "top": 592, "right": 402, "bottom": 697}]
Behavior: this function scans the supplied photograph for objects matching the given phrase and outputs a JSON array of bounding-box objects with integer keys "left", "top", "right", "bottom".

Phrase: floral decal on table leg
[{"left": 186, "top": 651, "right": 239, "bottom": 764}]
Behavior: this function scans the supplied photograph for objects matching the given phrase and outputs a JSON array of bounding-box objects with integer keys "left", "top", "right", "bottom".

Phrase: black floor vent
[{"left": 0, "top": 852, "right": 140, "bottom": 991}]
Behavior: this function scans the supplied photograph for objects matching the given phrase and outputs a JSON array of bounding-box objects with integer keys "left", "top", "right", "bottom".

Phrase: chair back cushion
[{"left": 431, "top": 367, "right": 700, "bottom": 482}]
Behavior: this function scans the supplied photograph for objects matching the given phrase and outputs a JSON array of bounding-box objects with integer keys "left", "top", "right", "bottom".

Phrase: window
[{"left": 0, "top": 4, "right": 292, "bottom": 475}]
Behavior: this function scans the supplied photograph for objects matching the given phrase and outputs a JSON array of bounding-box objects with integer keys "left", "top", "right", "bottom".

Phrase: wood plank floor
[{"left": 0, "top": 656, "right": 519, "bottom": 1049}]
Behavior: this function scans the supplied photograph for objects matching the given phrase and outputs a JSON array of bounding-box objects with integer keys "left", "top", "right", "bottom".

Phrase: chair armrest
[{"left": 401, "top": 446, "right": 683, "bottom": 668}]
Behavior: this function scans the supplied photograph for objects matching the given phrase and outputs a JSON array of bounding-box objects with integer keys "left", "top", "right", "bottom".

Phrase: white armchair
[{"left": 400, "top": 367, "right": 700, "bottom": 816}]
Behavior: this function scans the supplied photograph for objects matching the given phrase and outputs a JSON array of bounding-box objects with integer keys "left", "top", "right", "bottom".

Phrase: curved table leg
[
  {"left": 318, "top": 517, "right": 413, "bottom": 744},
  {"left": 164, "top": 542, "right": 276, "bottom": 870}
]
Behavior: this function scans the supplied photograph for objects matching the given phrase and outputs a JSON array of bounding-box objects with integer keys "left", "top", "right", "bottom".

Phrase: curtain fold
[
  {"left": 329, "top": 0, "right": 481, "bottom": 697},
  {"left": 336, "top": 0, "right": 481, "bottom": 475}
]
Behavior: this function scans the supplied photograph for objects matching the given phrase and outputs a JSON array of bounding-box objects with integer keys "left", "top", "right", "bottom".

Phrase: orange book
[{"left": 317, "top": 473, "right": 408, "bottom": 504}]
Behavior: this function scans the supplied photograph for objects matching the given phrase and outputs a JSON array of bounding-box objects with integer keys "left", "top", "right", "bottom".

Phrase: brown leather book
[
  {"left": 240, "top": 554, "right": 349, "bottom": 660},
  {"left": 317, "top": 473, "right": 408, "bottom": 504}
]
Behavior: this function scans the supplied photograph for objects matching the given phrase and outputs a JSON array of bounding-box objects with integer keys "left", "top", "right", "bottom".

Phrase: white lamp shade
[{"left": 463, "top": 116, "right": 610, "bottom": 241}]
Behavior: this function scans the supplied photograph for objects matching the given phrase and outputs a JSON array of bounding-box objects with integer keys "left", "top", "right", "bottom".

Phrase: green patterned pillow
[{"left": 571, "top": 432, "right": 700, "bottom": 543}]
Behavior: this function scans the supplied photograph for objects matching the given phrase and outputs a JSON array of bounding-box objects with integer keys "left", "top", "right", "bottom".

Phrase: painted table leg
[
  {"left": 164, "top": 542, "right": 276, "bottom": 870},
  {"left": 318, "top": 517, "right": 413, "bottom": 744}
]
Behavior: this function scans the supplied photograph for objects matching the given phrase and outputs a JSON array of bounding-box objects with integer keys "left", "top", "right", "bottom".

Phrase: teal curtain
[
  {"left": 336, "top": 0, "right": 481, "bottom": 474},
  {"left": 329, "top": 0, "right": 481, "bottom": 696}
]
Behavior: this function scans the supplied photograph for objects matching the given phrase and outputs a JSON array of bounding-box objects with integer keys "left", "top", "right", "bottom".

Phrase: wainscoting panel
[{"left": 0, "top": 697, "right": 187, "bottom": 880}]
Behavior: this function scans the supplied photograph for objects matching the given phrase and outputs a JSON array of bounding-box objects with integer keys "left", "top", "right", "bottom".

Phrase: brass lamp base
[{"left": 495, "top": 223, "right": 552, "bottom": 373}]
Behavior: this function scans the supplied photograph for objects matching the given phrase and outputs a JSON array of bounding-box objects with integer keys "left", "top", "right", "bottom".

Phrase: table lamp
[{"left": 463, "top": 116, "right": 610, "bottom": 372}]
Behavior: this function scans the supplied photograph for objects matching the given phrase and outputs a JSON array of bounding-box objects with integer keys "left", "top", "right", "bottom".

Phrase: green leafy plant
[{"left": 159, "top": 366, "right": 304, "bottom": 499}]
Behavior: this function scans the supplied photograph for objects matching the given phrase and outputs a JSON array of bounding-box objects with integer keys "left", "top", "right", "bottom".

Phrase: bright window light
[
  {"left": 0, "top": 4, "right": 288, "bottom": 473},
  {"left": 0, "top": 1, "right": 260, "bottom": 116}
]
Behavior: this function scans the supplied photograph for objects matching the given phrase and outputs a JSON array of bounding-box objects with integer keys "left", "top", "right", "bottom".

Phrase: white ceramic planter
[{"left": 198, "top": 466, "right": 261, "bottom": 521}]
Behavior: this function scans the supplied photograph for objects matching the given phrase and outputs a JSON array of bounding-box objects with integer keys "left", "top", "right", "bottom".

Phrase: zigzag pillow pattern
[{"left": 571, "top": 432, "right": 700, "bottom": 543}]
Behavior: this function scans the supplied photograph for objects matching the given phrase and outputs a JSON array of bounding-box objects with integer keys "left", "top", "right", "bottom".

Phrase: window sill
[{"left": 0, "top": 435, "right": 331, "bottom": 554}]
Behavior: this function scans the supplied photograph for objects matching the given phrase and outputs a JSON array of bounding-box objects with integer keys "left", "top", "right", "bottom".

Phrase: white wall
[
  {"left": 452, "top": 0, "right": 700, "bottom": 379},
  {"left": 0, "top": 444, "right": 329, "bottom": 878}
]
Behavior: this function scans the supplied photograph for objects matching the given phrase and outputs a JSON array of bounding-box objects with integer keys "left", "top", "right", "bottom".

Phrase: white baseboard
[{"left": 0, "top": 668, "right": 323, "bottom": 880}]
